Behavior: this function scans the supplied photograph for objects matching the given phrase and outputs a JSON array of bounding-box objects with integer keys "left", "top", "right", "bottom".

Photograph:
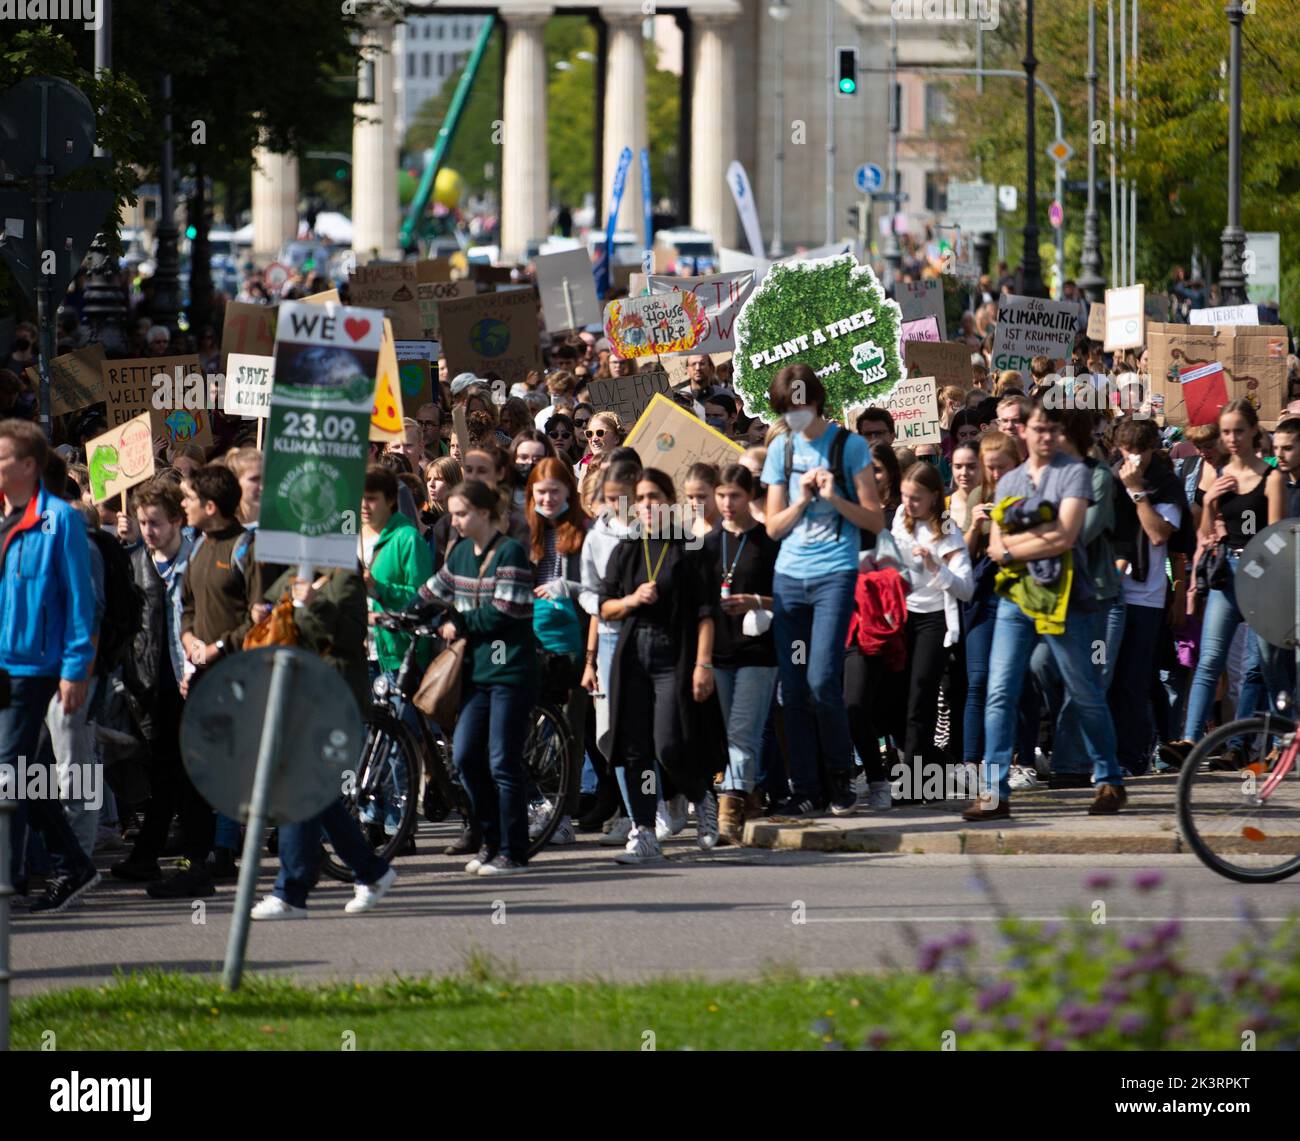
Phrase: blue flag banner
[{"left": 597, "top": 146, "right": 634, "bottom": 300}]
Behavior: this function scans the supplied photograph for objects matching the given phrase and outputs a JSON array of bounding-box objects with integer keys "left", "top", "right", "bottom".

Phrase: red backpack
[{"left": 846, "top": 567, "right": 909, "bottom": 671}]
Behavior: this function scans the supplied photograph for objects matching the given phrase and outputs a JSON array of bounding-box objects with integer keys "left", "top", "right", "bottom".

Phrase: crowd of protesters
[{"left": 4, "top": 264, "right": 1300, "bottom": 917}]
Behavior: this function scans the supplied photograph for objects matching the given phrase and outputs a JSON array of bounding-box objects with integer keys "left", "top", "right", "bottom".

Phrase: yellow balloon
[{"left": 434, "top": 168, "right": 464, "bottom": 208}]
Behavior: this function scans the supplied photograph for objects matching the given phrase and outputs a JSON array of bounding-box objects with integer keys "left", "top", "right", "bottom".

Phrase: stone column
[
  {"left": 601, "top": 9, "right": 648, "bottom": 244},
  {"left": 251, "top": 145, "right": 299, "bottom": 258},
  {"left": 689, "top": 10, "right": 739, "bottom": 251},
  {"left": 352, "top": 18, "right": 401, "bottom": 262},
  {"left": 500, "top": 6, "right": 553, "bottom": 263}
]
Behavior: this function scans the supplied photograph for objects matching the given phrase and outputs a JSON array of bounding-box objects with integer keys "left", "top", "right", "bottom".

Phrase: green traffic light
[
  {"left": 185, "top": 225, "right": 197, "bottom": 239},
  {"left": 839, "top": 78, "right": 856, "bottom": 94}
]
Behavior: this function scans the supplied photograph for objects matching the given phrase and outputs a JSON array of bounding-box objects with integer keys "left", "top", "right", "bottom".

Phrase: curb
[{"left": 743, "top": 820, "right": 1185, "bottom": 856}]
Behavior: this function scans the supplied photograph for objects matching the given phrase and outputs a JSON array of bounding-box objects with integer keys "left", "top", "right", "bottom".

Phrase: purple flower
[
  {"left": 948, "top": 929, "right": 975, "bottom": 951},
  {"left": 1002, "top": 1014, "right": 1022, "bottom": 1033},
  {"left": 1132, "top": 871, "right": 1164, "bottom": 892},
  {"left": 1102, "top": 984, "right": 1130, "bottom": 1004},
  {"left": 1118, "top": 1012, "right": 1147, "bottom": 1034},
  {"left": 918, "top": 940, "right": 946, "bottom": 973},
  {"left": 1123, "top": 934, "right": 1147, "bottom": 952},
  {"left": 977, "top": 981, "right": 1014, "bottom": 1012},
  {"left": 1060, "top": 1002, "right": 1085, "bottom": 1023},
  {"left": 1085, "top": 873, "right": 1114, "bottom": 890},
  {"left": 1152, "top": 919, "right": 1182, "bottom": 945},
  {"left": 1044, "top": 1038, "right": 1068, "bottom": 1050},
  {"left": 954, "top": 1015, "right": 974, "bottom": 1034}
]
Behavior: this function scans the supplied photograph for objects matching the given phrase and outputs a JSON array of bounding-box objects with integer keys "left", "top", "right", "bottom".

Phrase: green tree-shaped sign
[{"left": 733, "top": 255, "right": 904, "bottom": 423}]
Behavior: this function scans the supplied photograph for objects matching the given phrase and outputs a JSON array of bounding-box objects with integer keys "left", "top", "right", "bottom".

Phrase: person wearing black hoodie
[{"left": 1107, "top": 418, "right": 1191, "bottom": 776}]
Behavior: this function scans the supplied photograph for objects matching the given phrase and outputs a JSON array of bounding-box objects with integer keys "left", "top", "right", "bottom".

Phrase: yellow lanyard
[{"left": 643, "top": 535, "right": 669, "bottom": 584}]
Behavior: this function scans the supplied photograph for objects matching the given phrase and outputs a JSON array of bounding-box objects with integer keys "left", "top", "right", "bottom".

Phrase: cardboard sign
[
  {"left": 896, "top": 279, "right": 947, "bottom": 341},
  {"left": 223, "top": 353, "right": 275, "bottom": 419},
  {"left": 1244, "top": 232, "right": 1281, "bottom": 306},
  {"left": 902, "top": 340, "right": 973, "bottom": 388},
  {"left": 604, "top": 292, "right": 708, "bottom": 359},
  {"left": 101, "top": 355, "right": 202, "bottom": 429},
  {"left": 416, "top": 279, "right": 471, "bottom": 339},
  {"left": 991, "top": 294, "right": 1078, "bottom": 372},
  {"left": 348, "top": 262, "right": 423, "bottom": 340},
  {"left": 417, "top": 257, "right": 454, "bottom": 284},
  {"left": 901, "top": 316, "right": 941, "bottom": 343},
  {"left": 586, "top": 369, "right": 673, "bottom": 427},
  {"left": 662, "top": 351, "right": 732, "bottom": 390},
  {"left": 85, "top": 413, "right": 155, "bottom": 505},
  {"left": 535, "top": 247, "right": 602, "bottom": 332},
  {"left": 880, "top": 375, "right": 941, "bottom": 446},
  {"left": 260, "top": 300, "right": 382, "bottom": 569},
  {"left": 438, "top": 288, "right": 542, "bottom": 380},
  {"left": 371, "top": 319, "right": 404, "bottom": 442},
  {"left": 1180, "top": 361, "right": 1230, "bottom": 427},
  {"left": 47, "top": 344, "right": 106, "bottom": 415},
  {"left": 1147, "top": 321, "right": 1287, "bottom": 425},
  {"left": 647, "top": 272, "right": 755, "bottom": 354},
  {"left": 1189, "top": 304, "right": 1259, "bottom": 328},
  {"left": 623, "top": 393, "right": 743, "bottom": 498},
  {"left": 394, "top": 340, "right": 437, "bottom": 416},
  {"left": 221, "top": 301, "right": 278, "bottom": 371},
  {"left": 150, "top": 404, "right": 214, "bottom": 452},
  {"left": 1104, "top": 285, "right": 1146, "bottom": 352},
  {"left": 1086, "top": 302, "right": 1107, "bottom": 342}
]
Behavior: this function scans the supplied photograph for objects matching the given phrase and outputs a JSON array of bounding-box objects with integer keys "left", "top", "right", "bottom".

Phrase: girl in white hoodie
[{"left": 891, "top": 460, "right": 975, "bottom": 783}]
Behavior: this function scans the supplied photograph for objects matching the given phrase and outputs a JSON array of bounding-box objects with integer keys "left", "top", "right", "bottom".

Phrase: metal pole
[
  {"left": 769, "top": 3, "right": 786, "bottom": 258},
  {"left": 1118, "top": 0, "right": 1127, "bottom": 287},
  {"left": 153, "top": 72, "right": 180, "bottom": 332},
  {"left": 1130, "top": 0, "right": 1138, "bottom": 286},
  {"left": 33, "top": 82, "right": 55, "bottom": 435},
  {"left": 1054, "top": 162, "right": 1065, "bottom": 297},
  {"left": 221, "top": 642, "right": 300, "bottom": 991},
  {"left": 1219, "top": 1, "right": 1247, "bottom": 303},
  {"left": 1079, "top": 0, "right": 1105, "bottom": 303},
  {"left": 883, "top": 15, "right": 901, "bottom": 286},
  {"left": 0, "top": 789, "right": 12, "bottom": 1048},
  {"left": 824, "top": 0, "right": 835, "bottom": 246},
  {"left": 1020, "top": 0, "right": 1046, "bottom": 297},
  {"left": 1107, "top": 0, "right": 1118, "bottom": 289}
]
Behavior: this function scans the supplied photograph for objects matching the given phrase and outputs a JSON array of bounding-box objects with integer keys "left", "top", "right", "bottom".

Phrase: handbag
[
  {"left": 1194, "top": 540, "right": 1232, "bottom": 597},
  {"left": 411, "top": 535, "right": 505, "bottom": 726},
  {"left": 243, "top": 594, "right": 299, "bottom": 649}
]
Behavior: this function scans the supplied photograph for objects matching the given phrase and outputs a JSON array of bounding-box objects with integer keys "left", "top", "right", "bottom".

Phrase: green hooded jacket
[{"left": 366, "top": 512, "right": 435, "bottom": 672}]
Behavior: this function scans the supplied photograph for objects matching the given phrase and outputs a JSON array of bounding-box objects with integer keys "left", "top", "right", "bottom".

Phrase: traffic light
[
  {"left": 837, "top": 47, "right": 858, "bottom": 96},
  {"left": 846, "top": 203, "right": 863, "bottom": 231},
  {"left": 184, "top": 224, "right": 197, "bottom": 240}
]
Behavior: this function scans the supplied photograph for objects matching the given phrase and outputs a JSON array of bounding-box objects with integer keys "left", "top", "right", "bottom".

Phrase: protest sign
[
  {"left": 1179, "top": 361, "right": 1230, "bottom": 427},
  {"left": 661, "top": 351, "right": 732, "bottom": 390},
  {"left": 417, "top": 278, "right": 471, "bottom": 339},
  {"left": 395, "top": 344, "right": 434, "bottom": 416},
  {"left": 902, "top": 340, "right": 973, "bottom": 388},
  {"left": 417, "top": 257, "right": 454, "bottom": 284},
  {"left": 623, "top": 393, "right": 743, "bottom": 497},
  {"left": 348, "top": 262, "right": 423, "bottom": 339},
  {"left": 990, "top": 294, "right": 1078, "bottom": 372},
  {"left": 438, "top": 288, "right": 542, "bottom": 380},
  {"left": 223, "top": 353, "right": 275, "bottom": 420},
  {"left": 371, "top": 319, "right": 404, "bottom": 442},
  {"left": 221, "top": 301, "right": 278, "bottom": 371},
  {"left": 587, "top": 369, "right": 673, "bottom": 426},
  {"left": 877, "top": 375, "right": 941, "bottom": 446},
  {"left": 604, "top": 291, "right": 709, "bottom": 359},
  {"left": 1188, "top": 304, "right": 1259, "bottom": 328},
  {"left": 535, "top": 247, "right": 602, "bottom": 332},
  {"left": 647, "top": 271, "right": 755, "bottom": 354},
  {"left": 259, "top": 300, "right": 382, "bottom": 569},
  {"left": 1086, "top": 302, "right": 1107, "bottom": 342},
  {"left": 896, "top": 279, "right": 947, "bottom": 341},
  {"left": 1147, "top": 321, "right": 1287, "bottom": 425},
  {"left": 150, "top": 402, "right": 214, "bottom": 452},
  {"left": 901, "top": 316, "right": 940, "bottom": 343},
  {"left": 733, "top": 254, "right": 904, "bottom": 423},
  {"left": 46, "top": 344, "right": 106, "bottom": 414},
  {"left": 85, "top": 413, "right": 155, "bottom": 505},
  {"left": 1104, "top": 285, "right": 1145, "bottom": 352},
  {"left": 101, "top": 355, "right": 202, "bottom": 429},
  {"left": 1245, "top": 232, "right": 1280, "bottom": 306},
  {"left": 304, "top": 288, "right": 340, "bottom": 305}
]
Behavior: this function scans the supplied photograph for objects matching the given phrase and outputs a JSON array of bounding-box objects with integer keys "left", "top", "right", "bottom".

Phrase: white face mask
[
  {"left": 784, "top": 409, "right": 814, "bottom": 434},
  {"left": 535, "top": 496, "right": 568, "bottom": 519}
]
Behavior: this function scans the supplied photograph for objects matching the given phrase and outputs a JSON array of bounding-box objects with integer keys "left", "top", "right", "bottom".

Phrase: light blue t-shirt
[{"left": 762, "top": 424, "right": 871, "bottom": 578}]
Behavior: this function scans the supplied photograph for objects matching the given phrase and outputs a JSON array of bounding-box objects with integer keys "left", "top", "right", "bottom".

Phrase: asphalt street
[{"left": 11, "top": 820, "right": 1300, "bottom": 996}]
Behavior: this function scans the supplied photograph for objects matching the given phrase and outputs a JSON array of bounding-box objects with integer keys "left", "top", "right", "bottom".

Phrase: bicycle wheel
[
  {"left": 523, "top": 702, "right": 574, "bottom": 856},
  {"left": 1177, "top": 715, "right": 1300, "bottom": 883},
  {"left": 322, "top": 705, "right": 422, "bottom": 883}
]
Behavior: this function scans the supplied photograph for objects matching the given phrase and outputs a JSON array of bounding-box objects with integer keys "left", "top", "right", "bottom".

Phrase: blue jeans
[
  {"left": 1108, "top": 604, "right": 1166, "bottom": 774},
  {"left": 714, "top": 666, "right": 778, "bottom": 792},
  {"left": 962, "top": 596, "right": 997, "bottom": 764},
  {"left": 453, "top": 681, "right": 535, "bottom": 863},
  {"left": 1182, "top": 562, "right": 1266, "bottom": 741},
  {"left": 275, "top": 796, "right": 389, "bottom": 909},
  {"left": 983, "top": 598, "right": 1123, "bottom": 801},
  {"left": 1032, "top": 598, "right": 1126, "bottom": 774},
  {"left": 772, "top": 570, "right": 857, "bottom": 798}
]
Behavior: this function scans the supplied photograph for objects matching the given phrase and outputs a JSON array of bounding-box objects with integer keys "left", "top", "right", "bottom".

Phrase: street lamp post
[
  {"left": 769, "top": 0, "right": 788, "bottom": 258},
  {"left": 1078, "top": 0, "right": 1106, "bottom": 303},
  {"left": 1020, "top": 0, "right": 1046, "bottom": 297},
  {"left": 152, "top": 71, "right": 181, "bottom": 332},
  {"left": 1218, "top": 0, "right": 1247, "bottom": 304},
  {"left": 882, "top": 14, "right": 902, "bottom": 286}
]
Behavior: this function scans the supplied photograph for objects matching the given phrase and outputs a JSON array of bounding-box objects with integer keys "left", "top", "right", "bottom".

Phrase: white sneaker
[
  {"left": 599, "top": 815, "right": 634, "bottom": 846},
  {"left": 345, "top": 866, "right": 397, "bottom": 914},
  {"left": 615, "top": 825, "right": 665, "bottom": 865},
  {"left": 527, "top": 798, "right": 555, "bottom": 841},
  {"left": 654, "top": 800, "right": 674, "bottom": 841},
  {"left": 850, "top": 770, "right": 868, "bottom": 798},
  {"left": 548, "top": 816, "right": 576, "bottom": 845},
  {"left": 1008, "top": 765, "right": 1039, "bottom": 791},
  {"left": 694, "top": 790, "right": 719, "bottom": 850},
  {"left": 866, "top": 781, "right": 893, "bottom": 811},
  {"left": 251, "top": 895, "right": 307, "bottom": 921}
]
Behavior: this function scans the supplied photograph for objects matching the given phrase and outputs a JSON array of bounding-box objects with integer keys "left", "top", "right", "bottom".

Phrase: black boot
[{"left": 443, "top": 819, "right": 480, "bottom": 856}]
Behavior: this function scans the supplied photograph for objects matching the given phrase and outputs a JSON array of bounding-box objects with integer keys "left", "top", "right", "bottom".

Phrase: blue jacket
[{"left": 0, "top": 486, "right": 97, "bottom": 680}]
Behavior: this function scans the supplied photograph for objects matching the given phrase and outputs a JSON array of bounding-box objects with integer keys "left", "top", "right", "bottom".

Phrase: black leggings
[
  {"left": 903, "top": 610, "right": 951, "bottom": 770},
  {"left": 844, "top": 647, "right": 905, "bottom": 782}
]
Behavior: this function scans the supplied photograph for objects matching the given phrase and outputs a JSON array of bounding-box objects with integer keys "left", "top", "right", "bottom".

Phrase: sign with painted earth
[{"left": 733, "top": 255, "right": 903, "bottom": 422}]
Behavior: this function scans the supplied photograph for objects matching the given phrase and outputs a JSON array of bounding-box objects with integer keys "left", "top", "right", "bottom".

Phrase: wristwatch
[
  {"left": 1130, "top": 490, "right": 1149, "bottom": 503},
  {"left": 213, "top": 639, "right": 226, "bottom": 658},
  {"left": 1000, "top": 547, "right": 1014, "bottom": 566}
]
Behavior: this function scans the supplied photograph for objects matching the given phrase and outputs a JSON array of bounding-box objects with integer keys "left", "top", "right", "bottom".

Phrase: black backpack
[
  {"left": 783, "top": 423, "right": 858, "bottom": 538},
  {"left": 87, "top": 529, "right": 145, "bottom": 675}
]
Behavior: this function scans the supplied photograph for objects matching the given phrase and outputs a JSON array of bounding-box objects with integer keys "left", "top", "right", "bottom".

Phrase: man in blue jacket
[{"left": 0, "top": 419, "right": 98, "bottom": 911}]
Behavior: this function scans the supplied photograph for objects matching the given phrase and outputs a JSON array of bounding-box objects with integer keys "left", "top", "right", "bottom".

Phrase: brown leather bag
[{"left": 243, "top": 594, "right": 299, "bottom": 650}]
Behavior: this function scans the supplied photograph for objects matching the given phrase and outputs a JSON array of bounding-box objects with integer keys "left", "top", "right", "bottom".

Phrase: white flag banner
[{"left": 726, "top": 160, "right": 766, "bottom": 259}]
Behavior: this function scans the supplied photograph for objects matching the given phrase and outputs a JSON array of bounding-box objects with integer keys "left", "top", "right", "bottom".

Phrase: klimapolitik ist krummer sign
[
  {"left": 733, "top": 254, "right": 903, "bottom": 422},
  {"left": 259, "top": 301, "right": 384, "bottom": 569}
]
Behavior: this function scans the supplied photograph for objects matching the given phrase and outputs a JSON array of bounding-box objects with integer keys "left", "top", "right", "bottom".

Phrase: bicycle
[
  {"left": 320, "top": 601, "right": 574, "bottom": 882},
  {"left": 1175, "top": 708, "right": 1300, "bottom": 882}
]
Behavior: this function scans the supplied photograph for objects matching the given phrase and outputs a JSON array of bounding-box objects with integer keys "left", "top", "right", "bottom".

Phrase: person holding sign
[{"left": 761, "top": 365, "right": 884, "bottom": 817}]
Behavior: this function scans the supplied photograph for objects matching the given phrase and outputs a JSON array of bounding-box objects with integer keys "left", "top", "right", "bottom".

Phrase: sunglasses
[
  {"left": 548, "top": 430, "right": 571, "bottom": 439},
  {"left": 585, "top": 428, "right": 607, "bottom": 440}
]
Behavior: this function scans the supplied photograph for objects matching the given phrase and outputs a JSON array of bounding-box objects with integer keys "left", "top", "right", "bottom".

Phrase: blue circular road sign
[{"left": 855, "top": 163, "right": 884, "bottom": 194}]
